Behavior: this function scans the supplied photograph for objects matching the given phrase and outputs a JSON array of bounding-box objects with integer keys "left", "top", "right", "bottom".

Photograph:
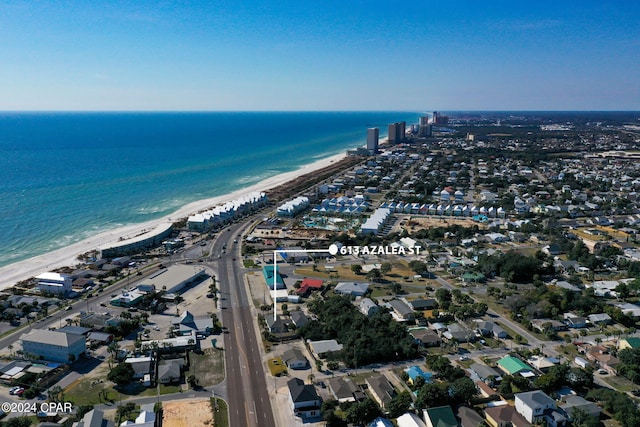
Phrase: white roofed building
[
  {"left": 360, "top": 208, "right": 391, "bottom": 235},
  {"left": 37, "top": 272, "right": 72, "bottom": 296},
  {"left": 277, "top": 196, "right": 310, "bottom": 217}
]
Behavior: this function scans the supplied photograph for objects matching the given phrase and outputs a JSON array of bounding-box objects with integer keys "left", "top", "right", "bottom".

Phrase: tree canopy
[{"left": 301, "top": 296, "right": 418, "bottom": 366}]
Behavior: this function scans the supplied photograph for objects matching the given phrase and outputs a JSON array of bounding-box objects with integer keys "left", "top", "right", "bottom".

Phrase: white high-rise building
[{"left": 366, "top": 127, "right": 379, "bottom": 154}]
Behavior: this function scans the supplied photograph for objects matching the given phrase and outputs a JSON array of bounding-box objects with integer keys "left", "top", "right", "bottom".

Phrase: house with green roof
[
  {"left": 497, "top": 356, "right": 534, "bottom": 377},
  {"left": 262, "top": 265, "right": 285, "bottom": 290},
  {"left": 619, "top": 337, "right": 640, "bottom": 350},
  {"left": 423, "top": 405, "right": 458, "bottom": 427}
]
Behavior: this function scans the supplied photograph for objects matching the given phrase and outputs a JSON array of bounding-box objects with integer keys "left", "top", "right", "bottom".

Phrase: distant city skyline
[{"left": 0, "top": 1, "right": 638, "bottom": 111}]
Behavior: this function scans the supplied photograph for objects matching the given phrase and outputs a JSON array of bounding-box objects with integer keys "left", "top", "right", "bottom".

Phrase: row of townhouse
[
  {"left": 378, "top": 201, "right": 507, "bottom": 218},
  {"left": 187, "top": 191, "right": 268, "bottom": 231}
]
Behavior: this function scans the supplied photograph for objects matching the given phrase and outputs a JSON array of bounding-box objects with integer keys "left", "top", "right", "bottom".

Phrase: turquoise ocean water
[{"left": 0, "top": 111, "right": 419, "bottom": 267}]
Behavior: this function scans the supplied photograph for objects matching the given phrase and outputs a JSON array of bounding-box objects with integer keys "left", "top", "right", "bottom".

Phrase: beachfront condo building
[
  {"left": 367, "top": 127, "right": 379, "bottom": 154},
  {"left": 419, "top": 116, "right": 433, "bottom": 137},
  {"left": 388, "top": 122, "right": 406, "bottom": 144},
  {"left": 36, "top": 272, "right": 73, "bottom": 296}
]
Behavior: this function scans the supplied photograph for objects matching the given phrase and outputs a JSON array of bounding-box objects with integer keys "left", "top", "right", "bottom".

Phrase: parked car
[{"left": 15, "top": 388, "right": 25, "bottom": 396}]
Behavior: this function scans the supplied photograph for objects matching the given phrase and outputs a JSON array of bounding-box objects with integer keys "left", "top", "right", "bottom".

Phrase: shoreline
[{"left": 0, "top": 151, "right": 348, "bottom": 292}]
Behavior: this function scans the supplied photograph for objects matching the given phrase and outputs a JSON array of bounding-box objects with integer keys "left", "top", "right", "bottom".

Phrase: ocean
[{"left": 0, "top": 111, "right": 419, "bottom": 268}]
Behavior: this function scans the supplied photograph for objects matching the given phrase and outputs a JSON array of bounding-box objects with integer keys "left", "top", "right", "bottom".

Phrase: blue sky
[{"left": 0, "top": 0, "right": 638, "bottom": 111}]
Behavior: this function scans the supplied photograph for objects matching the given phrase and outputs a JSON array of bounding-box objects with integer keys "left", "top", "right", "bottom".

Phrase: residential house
[
  {"left": 586, "top": 345, "right": 620, "bottom": 374},
  {"left": 282, "top": 348, "right": 308, "bottom": 370},
  {"left": 497, "top": 356, "right": 534, "bottom": 378},
  {"left": 308, "top": 339, "right": 343, "bottom": 359},
  {"left": 287, "top": 378, "right": 322, "bottom": 419},
  {"left": 296, "top": 278, "right": 323, "bottom": 297},
  {"left": 543, "top": 243, "right": 563, "bottom": 256},
  {"left": 407, "top": 298, "right": 437, "bottom": 311},
  {"left": 72, "top": 409, "right": 114, "bottom": 427},
  {"left": 528, "top": 356, "right": 560, "bottom": 373},
  {"left": 409, "top": 328, "right": 442, "bottom": 347},
  {"left": 515, "top": 390, "right": 567, "bottom": 427},
  {"left": 266, "top": 315, "right": 288, "bottom": 334},
  {"left": 125, "top": 356, "right": 153, "bottom": 379},
  {"left": 588, "top": 313, "right": 611, "bottom": 325},
  {"left": 554, "top": 281, "right": 581, "bottom": 292},
  {"left": 119, "top": 403, "right": 156, "bottom": 427},
  {"left": 423, "top": 406, "right": 458, "bottom": 427},
  {"left": 171, "top": 310, "right": 213, "bottom": 336},
  {"left": 334, "top": 282, "right": 369, "bottom": 296},
  {"left": 396, "top": 413, "right": 426, "bottom": 427},
  {"left": 530, "top": 319, "right": 565, "bottom": 333},
  {"left": 484, "top": 405, "right": 531, "bottom": 427},
  {"left": 619, "top": 337, "right": 640, "bottom": 351},
  {"left": 20, "top": 329, "right": 86, "bottom": 363},
  {"left": 327, "top": 377, "right": 364, "bottom": 403},
  {"left": 476, "top": 380, "right": 499, "bottom": 398},
  {"left": 616, "top": 302, "right": 640, "bottom": 318},
  {"left": 443, "top": 323, "right": 474, "bottom": 343},
  {"left": 369, "top": 418, "right": 395, "bottom": 427},
  {"left": 457, "top": 406, "right": 485, "bottom": 427},
  {"left": 359, "top": 298, "right": 380, "bottom": 317},
  {"left": 157, "top": 359, "right": 182, "bottom": 384},
  {"left": 405, "top": 366, "right": 433, "bottom": 386},
  {"left": 366, "top": 375, "right": 396, "bottom": 409},
  {"left": 290, "top": 311, "right": 309, "bottom": 329},
  {"left": 565, "top": 316, "right": 587, "bottom": 329},
  {"left": 559, "top": 395, "right": 602, "bottom": 420},
  {"left": 476, "top": 321, "right": 507, "bottom": 339},
  {"left": 386, "top": 299, "right": 414, "bottom": 321},
  {"left": 470, "top": 363, "right": 502, "bottom": 385}
]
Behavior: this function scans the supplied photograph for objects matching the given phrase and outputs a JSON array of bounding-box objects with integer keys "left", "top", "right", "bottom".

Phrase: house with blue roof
[
  {"left": 405, "top": 366, "right": 432, "bottom": 386},
  {"left": 262, "top": 265, "right": 285, "bottom": 290}
]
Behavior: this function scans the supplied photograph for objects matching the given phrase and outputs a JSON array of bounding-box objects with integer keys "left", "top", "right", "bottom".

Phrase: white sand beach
[{"left": 0, "top": 152, "right": 347, "bottom": 292}]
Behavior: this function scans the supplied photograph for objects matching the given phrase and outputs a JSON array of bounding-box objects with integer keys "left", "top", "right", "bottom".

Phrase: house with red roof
[{"left": 296, "top": 278, "right": 323, "bottom": 296}]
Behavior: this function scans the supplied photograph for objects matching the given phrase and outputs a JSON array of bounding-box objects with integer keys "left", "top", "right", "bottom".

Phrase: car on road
[
  {"left": 99, "top": 303, "right": 107, "bottom": 307},
  {"left": 598, "top": 369, "right": 608, "bottom": 375},
  {"left": 200, "top": 242, "right": 207, "bottom": 246},
  {"left": 64, "top": 306, "right": 72, "bottom": 311}
]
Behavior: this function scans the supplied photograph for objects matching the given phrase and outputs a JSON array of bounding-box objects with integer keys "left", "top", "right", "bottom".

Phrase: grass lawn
[
  {"left": 65, "top": 374, "right": 114, "bottom": 406},
  {"left": 185, "top": 348, "right": 225, "bottom": 387},
  {"left": 211, "top": 398, "right": 229, "bottom": 427},
  {"left": 601, "top": 374, "right": 636, "bottom": 393},
  {"left": 267, "top": 358, "right": 287, "bottom": 376}
]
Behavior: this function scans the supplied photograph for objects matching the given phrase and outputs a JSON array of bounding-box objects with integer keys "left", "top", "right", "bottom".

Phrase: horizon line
[{"left": 0, "top": 109, "right": 639, "bottom": 114}]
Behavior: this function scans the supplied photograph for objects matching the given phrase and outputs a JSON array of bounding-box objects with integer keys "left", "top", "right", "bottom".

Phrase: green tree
[
  {"left": 366, "top": 268, "right": 382, "bottom": 282},
  {"left": 450, "top": 376, "right": 478, "bottom": 403},
  {"left": 380, "top": 262, "right": 392, "bottom": 277},
  {"left": 350, "top": 264, "right": 363, "bottom": 275},
  {"left": 387, "top": 391, "right": 412, "bottom": 418},
  {"left": 107, "top": 363, "right": 135, "bottom": 386},
  {"left": 435, "top": 288, "right": 452, "bottom": 310},
  {"left": 415, "top": 382, "right": 449, "bottom": 410},
  {"left": 345, "top": 398, "right": 381, "bottom": 425}
]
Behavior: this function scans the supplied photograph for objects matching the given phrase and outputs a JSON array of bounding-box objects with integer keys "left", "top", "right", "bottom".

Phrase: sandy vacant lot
[{"left": 163, "top": 399, "right": 213, "bottom": 427}]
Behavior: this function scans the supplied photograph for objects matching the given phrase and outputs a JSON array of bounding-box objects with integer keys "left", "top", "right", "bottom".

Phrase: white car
[{"left": 9, "top": 386, "right": 20, "bottom": 395}]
